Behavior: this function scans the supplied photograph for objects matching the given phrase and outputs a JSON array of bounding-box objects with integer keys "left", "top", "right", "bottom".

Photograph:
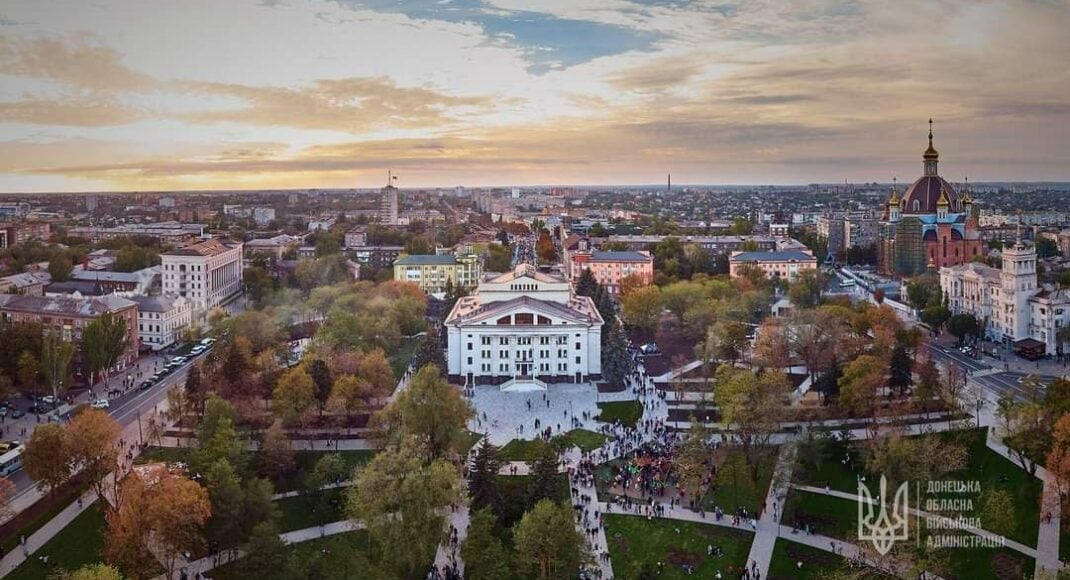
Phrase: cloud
[
  {"left": 0, "top": 96, "right": 146, "bottom": 126},
  {"left": 176, "top": 76, "right": 493, "bottom": 133},
  {"left": 0, "top": 35, "right": 157, "bottom": 91}
]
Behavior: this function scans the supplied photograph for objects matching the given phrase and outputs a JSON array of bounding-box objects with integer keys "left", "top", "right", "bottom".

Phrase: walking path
[
  {"left": 0, "top": 490, "right": 100, "bottom": 577},
  {"left": 746, "top": 444, "right": 797, "bottom": 579},
  {"left": 156, "top": 435, "right": 377, "bottom": 452},
  {"left": 432, "top": 507, "right": 469, "bottom": 577},
  {"left": 168, "top": 520, "right": 364, "bottom": 579},
  {"left": 567, "top": 448, "right": 613, "bottom": 580}
]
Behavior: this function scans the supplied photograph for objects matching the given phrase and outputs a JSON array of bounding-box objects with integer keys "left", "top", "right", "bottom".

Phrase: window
[
  {"left": 575, "top": 342, "right": 581, "bottom": 350},
  {"left": 467, "top": 357, "right": 472, "bottom": 364},
  {"left": 467, "top": 343, "right": 473, "bottom": 350},
  {"left": 575, "top": 356, "right": 581, "bottom": 364}
]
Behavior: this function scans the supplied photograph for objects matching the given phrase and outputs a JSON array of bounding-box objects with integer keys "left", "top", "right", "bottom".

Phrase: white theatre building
[
  {"left": 445, "top": 264, "right": 603, "bottom": 390},
  {"left": 161, "top": 239, "right": 244, "bottom": 313}
]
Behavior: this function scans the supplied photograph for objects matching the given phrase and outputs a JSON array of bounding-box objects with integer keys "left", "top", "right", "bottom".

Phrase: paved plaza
[{"left": 467, "top": 380, "right": 646, "bottom": 445}]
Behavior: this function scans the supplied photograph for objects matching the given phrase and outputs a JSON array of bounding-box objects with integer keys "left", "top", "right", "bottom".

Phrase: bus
[
  {"left": 0, "top": 443, "right": 25, "bottom": 477},
  {"left": 839, "top": 279, "right": 857, "bottom": 288}
]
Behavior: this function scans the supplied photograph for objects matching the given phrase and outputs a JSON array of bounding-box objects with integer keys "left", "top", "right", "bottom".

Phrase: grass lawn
[
  {"left": 780, "top": 488, "right": 861, "bottom": 541},
  {"left": 703, "top": 449, "right": 776, "bottom": 515},
  {"left": 209, "top": 530, "right": 377, "bottom": 580},
  {"left": 557, "top": 429, "right": 608, "bottom": 452},
  {"left": 6, "top": 504, "right": 120, "bottom": 580},
  {"left": 769, "top": 538, "right": 892, "bottom": 579},
  {"left": 275, "top": 488, "right": 347, "bottom": 532},
  {"left": 604, "top": 514, "right": 753, "bottom": 579},
  {"left": 499, "top": 438, "right": 546, "bottom": 462},
  {"left": 792, "top": 428, "right": 1042, "bottom": 548},
  {"left": 922, "top": 535, "right": 1035, "bottom": 580},
  {"left": 459, "top": 430, "right": 483, "bottom": 455},
  {"left": 0, "top": 477, "right": 90, "bottom": 555},
  {"left": 596, "top": 400, "right": 644, "bottom": 428}
]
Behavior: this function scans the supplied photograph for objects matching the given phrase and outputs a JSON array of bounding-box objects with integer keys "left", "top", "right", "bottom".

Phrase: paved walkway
[
  {"left": 156, "top": 435, "right": 377, "bottom": 451},
  {"left": 0, "top": 489, "right": 100, "bottom": 577},
  {"left": 168, "top": 520, "right": 364, "bottom": 579},
  {"left": 746, "top": 444, "right": 797, "bottom": 579},
  {"left": 432, "top": 506, "right": 469, "bottom": 577}
]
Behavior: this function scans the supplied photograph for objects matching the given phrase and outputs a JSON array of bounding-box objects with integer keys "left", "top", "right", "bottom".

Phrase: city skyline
[{"left": 2, "top": 0, "right": 1070, "bottom": 193}]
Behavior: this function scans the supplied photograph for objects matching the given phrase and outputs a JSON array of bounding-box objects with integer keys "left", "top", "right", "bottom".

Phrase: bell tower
[{"left": 1000, "top": 209, "right": 1036, "bottom": 341}]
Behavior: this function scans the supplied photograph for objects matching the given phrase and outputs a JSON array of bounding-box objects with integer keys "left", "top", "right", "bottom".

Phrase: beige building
[
  {"left": 393, "top": 253, "right": 483, "bottom": 294},
  {"left": 161, "top": 239, "right": 244, "bottom": 312},
  {"left": 729, "top": 250, "right": 818, "bottom": 282}
]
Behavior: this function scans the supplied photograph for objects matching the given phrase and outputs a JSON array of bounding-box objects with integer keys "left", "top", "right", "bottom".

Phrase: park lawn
[
  {"left": 768, "top": 538, "right": 892, "bottom": 579},
  {"left": 596, "top": 400, "right": 644, "bottom": 428},
  {"left": 792, "top": 428, "right": 1042, "bottom": 548},
  {"left": 459, "top": 430, "right": 483, "bottom": 454},
  {"left": 210, "top": 530, "right": 378, "bottom": 580},
  {"left": 703, "top": 449, "right": 776, "bottom": 515},
  {"left": 557, "top": 429, "right": 608, "bottom": 452},
  {"left": 604, "top": 514, "right": 753, "bottom": 579},
  {"left": 273, "top": 450, "right": 375, "bottom": 493},
  {"left": 499, "top": 438, "right": 545, "bottom": 462},
  {"left": 5, "top": 504, "right": 132, "bottom": 580},
  {"left": 0, "top": 477, "right": 90, "bottom": 555},
  {"left": 275, "top": 488, "right": 347, "bottom": 532},
  {"left": 920, "top": 534, "right": 1035, "bottom": 580},
  {"left": 780, "top": 488, "right": 861, "bottom": 541}
]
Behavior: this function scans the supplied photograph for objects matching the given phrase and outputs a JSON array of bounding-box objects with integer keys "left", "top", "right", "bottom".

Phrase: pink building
[
  {"left": 729, "top": 250, "right": 817, "bottom": 282},
  {"left": 570, "top": 249, "right": 653, "bottom": 295}
]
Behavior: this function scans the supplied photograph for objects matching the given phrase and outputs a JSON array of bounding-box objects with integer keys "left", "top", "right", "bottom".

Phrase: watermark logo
[{"left": 857, "top": 475, "right": 910, "bottom": 555}]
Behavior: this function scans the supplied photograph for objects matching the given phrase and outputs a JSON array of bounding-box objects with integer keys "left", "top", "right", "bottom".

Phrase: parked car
[
  {"left": 190, "top": 345, "right": 206, "bottom": 356},
  {"left": 11, "top": 409, "right": 25, "bottom": 419},
  {"left": 91, "top": 399, "right": 110, "bottom": 410},
  {"left": 640, "top": 343, "right": 661, "bottom": 355},
  {"left": 40, "top": 395, "right": 57, "bottom": 406}
]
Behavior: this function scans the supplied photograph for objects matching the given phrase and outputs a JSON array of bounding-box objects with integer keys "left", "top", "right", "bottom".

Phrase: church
[
  {"left": 877, "top": 121, "right": 983, "bottom": 276},
  {"left": 444, "top": 264, "right": 603, "bottom": 389}
]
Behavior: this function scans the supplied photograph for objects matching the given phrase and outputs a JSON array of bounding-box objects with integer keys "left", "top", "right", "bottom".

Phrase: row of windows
[{"left": 467, "top": 357, "right": 581, "bottom": 368}]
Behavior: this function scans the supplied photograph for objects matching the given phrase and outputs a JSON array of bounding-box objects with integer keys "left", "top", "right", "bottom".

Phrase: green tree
[
  {"left": 947, "top": 313, "right": 980, "bottom": 345},
  {"left": 372, "top": 365, "right": 474, "bottom": 460},
  {"left": 620, "top": 285, "right": 661, "bottom": 331},
  {"left": 346, "top": 444, "right": 462, "bottom": 579},
  {"left": 888, "top": 341, "right": 913, "bottom": 396},
  {"left": 203, "top": 458, "right": 246, "bottom": 555},
  {"left": 307, "top": 358, "right": 333, "bottom": 416},
  {"left": 272, "top": 366, "right": 317, "bottom": 425},
  {"left": 512, "top": 499, "right": 589, "bottom": 580},
  {"left": 59, "top": 563, "right": 124, "bottom": 580},
  {"left": 17, "top": 351, "right": 39, "bottom": 394},
  {"left": 82, "top": 312, "right": 131, "bottom": 387},
  {"left": 468, "top": 441, "right": 503, "bottom": 517},
  {"left": 40, "top": 331, "right": 74, "bottom": 405},
  {"left": 715, "top": 368, "right": 788, "bottom": 480},
  {"left": 837, "top": 354, "right": 886, "bottom": 417},
  {"left": 461, "top": 507, "right": 512, "bottom": 580},
  {"left": 980, "top": 488, "right": 1015, "bottom": 538},
  {"left": 601, "top": 320, "right": 633, "bottom": 388},
  {"left": 240, "top": 522, "right": 289, "bottom": 579},
  {"left": 258, "top": 421, "right": 294, "bottom": 480},
  {"left": 412, "top": 331, "right": 447, "bottom": 375},
  {"left": 48, "top": 254, "right": 72, "bottom": 282},
  {"left": 660, "top": 281, "right": 706, "bottom": 325},
  {"left": 787, "top": 269, "right": 824, "bottom": 309},
  {"left": 526, "top": 440, "right": 561, "bottom": 506}
]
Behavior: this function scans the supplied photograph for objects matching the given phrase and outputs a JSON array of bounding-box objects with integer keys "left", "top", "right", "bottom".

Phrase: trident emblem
[{"left": 857, "top": 475, "right": 910, "bottom": 555}]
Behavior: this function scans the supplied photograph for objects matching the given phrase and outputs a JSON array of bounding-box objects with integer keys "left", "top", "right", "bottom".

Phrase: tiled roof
[
  {"left": 164, "top": 239, "right": 239, "bottom": 257},
  {"left": 0, "top": 293, "right": 135, "bottom": 316}
]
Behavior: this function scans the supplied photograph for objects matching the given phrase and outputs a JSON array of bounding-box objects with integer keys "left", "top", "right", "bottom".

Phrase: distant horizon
[{"left": 3, "top": 1, "right": 1070, "bottom": 192}]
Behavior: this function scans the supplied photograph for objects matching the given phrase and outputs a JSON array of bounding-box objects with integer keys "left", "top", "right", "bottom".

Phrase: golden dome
[
  {"left": 936, "top": 184, "right": 950, "bottom": 207},
  {"left": 923, "top": 118, "right": 939, "bottom": 160}
]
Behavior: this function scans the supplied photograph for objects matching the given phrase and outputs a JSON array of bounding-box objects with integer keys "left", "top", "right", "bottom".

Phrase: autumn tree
[
  {"left": 715, "top": 367, "right": 789, "bottom": 480},
  {"left": 0, "top": 477, "right": 15, "bottom": 522},
  {"left": 329, "top": 374, "right": 370, "bottom": 428},
  {"left": 258, "top": 421, "right": 295, "bottom": 480},
  {"left": 16, "top": 351, "right": 39, "bottom": 396},
  {"left": 787, "top": 309, "right": 842, "bottom": 382},
  {"left": 787, "top": 268, "right": 824, "bottom": 309},
  {"left": 272, "top": 366, "right": 317, "bottom": 425},
  {"left": 620, "top": 285, "right": 662, "bottom": 332},
  {"left": 307, "top": 358, "right": 333, "bottom": 416},
  {"left": 106, "top": 472, "right": 211, "bottom": 579},
  {"left": 512, "top": 499, "right": 590, "bottom": 580},
  {"left": 752, "top": 320, "right": 790, "bottom": 370},
  {"left": 68, "top": 410, "right": 122, "bottom": 507},
  {"left": 702, "top": 320, "right": 750, "bottom": 364},
  {"left": 1045, "top": 413, "right": 1070, "bottom": 507},
  {"left": 837, "top": 354, "right": 886, "bottom": 418},
  {"left": 346, "top": 443, "right": 463, "bottom": 579},
  {"left": 359, "top": 348, "right": 396, "bottom": 401},
  {"left": 23, "top": 423, "right": 71, "bottom": 496},
  {"left": 862, "top": 427, "right": 967, "bottom": 492},
  {"left": 675, "top": 421, "right": 713, "bottom": 508}
]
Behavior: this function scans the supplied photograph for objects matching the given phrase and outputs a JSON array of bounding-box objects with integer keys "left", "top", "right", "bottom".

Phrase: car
[
  {"left": 90, "top": 399, "right": 110, "bottom": 410},
  {"left": 40, "top": 395, "right": 56, "bottom": 406},
  {"left": 190, "top": 345, "right": 206, "bottom": 355},
  {"left": 0, "top": 408, "right": 7, "bottom": 418},
  {"left": 11, "top": 409, "right": 25, "bottom": 419},
  {"left": 639, "top": 343, "right": 661, "bottom": 355},
  {"left": 140, "top": 380, "right": 155, "bottom": 390},
  {"left": 201, "top": 337, "right": 216, "bottom": 346}
]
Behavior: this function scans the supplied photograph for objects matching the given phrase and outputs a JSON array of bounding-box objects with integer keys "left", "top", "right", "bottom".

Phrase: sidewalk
[
  {"left": 0, "top": 490, "right": 99, "bottom": 577},
  {"left": 746, "top": 444, "right": 797, "bottom": 579}
]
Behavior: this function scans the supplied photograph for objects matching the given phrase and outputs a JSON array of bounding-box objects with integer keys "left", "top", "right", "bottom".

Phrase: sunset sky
[{"left": 1, "top": 0, "right": 1069, "bottom": 192}]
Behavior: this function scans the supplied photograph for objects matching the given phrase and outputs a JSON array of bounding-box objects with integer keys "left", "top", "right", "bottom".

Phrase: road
[{"left": 1, "top": 354, "right": 200, "bottom": 520}]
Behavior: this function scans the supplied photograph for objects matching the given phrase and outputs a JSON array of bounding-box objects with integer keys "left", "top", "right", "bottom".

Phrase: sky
[{"left": 1, "top": 0, "right": 1069, "bottom": 192}]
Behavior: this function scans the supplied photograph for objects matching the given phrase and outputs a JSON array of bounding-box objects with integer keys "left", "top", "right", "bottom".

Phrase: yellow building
[{"left": 393, "top": 253, "right": 483, "bottom": 294}]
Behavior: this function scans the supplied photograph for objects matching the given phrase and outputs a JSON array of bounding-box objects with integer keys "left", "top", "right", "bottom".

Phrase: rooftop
[
  {"left": 394, "top": 254, "right": 459, "bottom": 266},
  {"left": 587, "top": 250, "right": 651, "bottom": 263},
  {"left": 0, "top": 293, "right": 136, "bottom": 316},
  {"left": 730, "top": 251, "right": 817, "bottom": 262},
  {"left": 163, "top": 239, "right": 240, "bottom": 257}
]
